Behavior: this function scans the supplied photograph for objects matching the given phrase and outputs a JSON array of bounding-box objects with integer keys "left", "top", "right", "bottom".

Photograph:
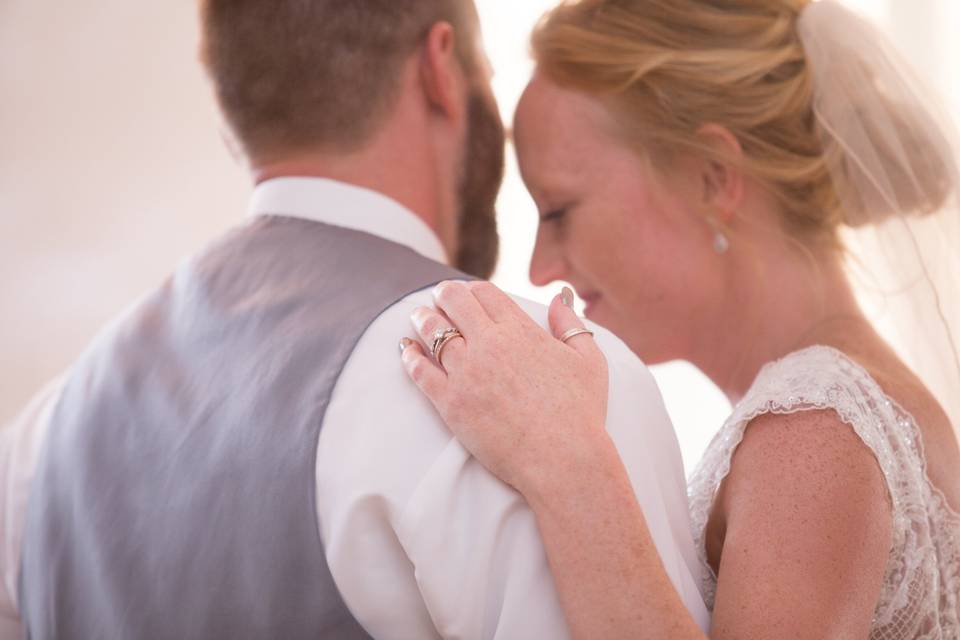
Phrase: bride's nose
[{"left": 528, "top": 232, "right": 566, "bottom": 287}]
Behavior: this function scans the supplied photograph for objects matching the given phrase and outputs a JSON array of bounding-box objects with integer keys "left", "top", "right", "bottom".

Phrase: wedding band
[
  {"left": 559, "top": 327, "right": 595, "bottom": 344},
  {"left": 430, "top": 327, "right": 463, "bottom": 368}
]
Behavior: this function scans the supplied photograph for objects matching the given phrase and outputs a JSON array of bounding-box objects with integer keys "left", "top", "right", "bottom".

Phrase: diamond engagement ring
[
  {"left": 430, "top": 327, "right": 464, "bottom": 368},
  {"left": 559, "top": 327, "right": 595, "bottom": 344}
]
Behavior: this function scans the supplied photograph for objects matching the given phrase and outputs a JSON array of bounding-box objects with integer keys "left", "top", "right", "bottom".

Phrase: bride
[{"left": 400, "top": 0, "right": 960, "bottom": 637}]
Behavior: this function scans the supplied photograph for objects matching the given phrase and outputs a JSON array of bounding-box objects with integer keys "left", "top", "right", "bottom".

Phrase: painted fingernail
[
  {"left": 561, "top": 287, "right": 574, "bottom": 308},
  {"left": 399, "top": 337, "right": 414, "bottom": 356}
]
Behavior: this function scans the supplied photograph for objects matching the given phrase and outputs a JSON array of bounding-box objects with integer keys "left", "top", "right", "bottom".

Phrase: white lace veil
[{"left": 797, "top": 0, "right": 960, "bottom": 434}]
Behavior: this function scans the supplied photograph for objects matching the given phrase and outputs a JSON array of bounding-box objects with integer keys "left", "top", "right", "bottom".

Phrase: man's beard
[{"left": 453, "top": 89, "right": 506, "bottom": 279}]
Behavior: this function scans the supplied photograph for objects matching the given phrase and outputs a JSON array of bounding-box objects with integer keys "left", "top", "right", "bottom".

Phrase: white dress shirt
[{"left": 0, "top": 177, "right": 709, "bottom": 639}]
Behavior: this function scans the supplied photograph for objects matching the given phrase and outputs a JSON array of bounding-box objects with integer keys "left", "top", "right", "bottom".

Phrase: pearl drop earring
[
  {"left": 707, "top": 217, "right": 730, "bottom": 254},
  {"left": 713, "top": 229, "right": 730, "bottom": 254}
]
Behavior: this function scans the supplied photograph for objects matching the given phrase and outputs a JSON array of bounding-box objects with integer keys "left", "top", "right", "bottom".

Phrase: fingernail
[
  {"left": 399, "top": 337, "right": 414, "bottom": 355},
  {"left": 561, "top": 287, "right": 574, "bottom": 308}
]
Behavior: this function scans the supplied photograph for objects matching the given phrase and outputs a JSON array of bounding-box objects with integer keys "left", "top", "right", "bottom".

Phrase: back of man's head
[{"left": 199, "top": 0, "right": 480, "bottom": 163}]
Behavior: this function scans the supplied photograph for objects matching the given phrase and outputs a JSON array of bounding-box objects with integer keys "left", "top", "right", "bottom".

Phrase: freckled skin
[
  {"left": 513, "top": 75, "right": 728, "bottom": 365},
  {"left": 403, "top": 72, "right": 960, "bottom": 639}
]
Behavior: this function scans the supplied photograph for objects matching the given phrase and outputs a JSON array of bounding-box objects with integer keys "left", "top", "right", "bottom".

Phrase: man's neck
[
  {"left": 254, "top": 163, "right": 433, "bottom": 226},
  {"left": 251, "top": 144, "right": 448, "bottom": 252}
]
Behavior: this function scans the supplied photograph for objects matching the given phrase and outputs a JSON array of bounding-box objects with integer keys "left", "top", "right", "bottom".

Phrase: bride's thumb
[{"left": 549, "top": 287, "right": 598, "bottom": 357}]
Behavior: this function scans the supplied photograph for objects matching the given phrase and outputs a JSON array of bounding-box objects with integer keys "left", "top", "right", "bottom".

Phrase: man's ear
[
  {"left": 697, "top": 123, "right": 745, "bottom": 224},
  {"left": 419, "top": 21, "right": 466, "bottom": 122}
]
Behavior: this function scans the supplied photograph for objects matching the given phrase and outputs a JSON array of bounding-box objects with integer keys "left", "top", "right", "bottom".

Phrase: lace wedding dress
[{"left": 687, "top": 345, "right": 960, "bottom": 638}]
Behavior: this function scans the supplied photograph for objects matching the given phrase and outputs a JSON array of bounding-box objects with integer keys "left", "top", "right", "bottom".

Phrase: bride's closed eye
[
  {"left": 539, "top": 200, "right": 578, "bottom": 225},
  {"left": 539, "top": 208, "right": 567, "bottom": 224}
]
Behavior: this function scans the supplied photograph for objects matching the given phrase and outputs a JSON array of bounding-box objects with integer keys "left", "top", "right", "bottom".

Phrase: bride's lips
[{"left": 577, "top": 291, "right": 602, "bottom": 317}]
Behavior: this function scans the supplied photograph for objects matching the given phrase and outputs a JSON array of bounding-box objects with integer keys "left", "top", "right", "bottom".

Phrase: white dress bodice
[{"left": 687, "top": 346, "right": 960, "bottom": 638}]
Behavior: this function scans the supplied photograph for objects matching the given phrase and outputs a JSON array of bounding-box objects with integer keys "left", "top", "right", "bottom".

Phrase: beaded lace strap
[{"left": 687, "top": 346, "right": 904, "bottom": 609}]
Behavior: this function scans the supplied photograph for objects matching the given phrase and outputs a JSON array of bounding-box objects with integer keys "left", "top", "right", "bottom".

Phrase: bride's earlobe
[{"left": 706, "top": 215, "right": 731, "bottom": 255}]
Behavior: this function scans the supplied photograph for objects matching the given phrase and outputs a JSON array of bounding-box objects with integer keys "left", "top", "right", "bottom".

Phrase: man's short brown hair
[{"left": 199, "top": 0, "right": 479, "bottom": 161}]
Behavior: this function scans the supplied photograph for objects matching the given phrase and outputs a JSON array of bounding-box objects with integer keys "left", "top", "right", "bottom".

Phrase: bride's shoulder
[
  {"left": 712, "top": 402, "right": 894, "bottom": 596},
  {"left": 691, "top": 346, "right": 895, "bottom": 506},
  {"left": 727, "top": 408, "right": 888, "bottom": 503},
  {"left": 731, "top": 346, "right": 886, "bottom": 475},
  {"left": 710, "top": 345, "right": 920, "bottom": 522},
  {"left": 717, "top": 348, "right": 894, "bottom": 534},
  {"left": 729, "top": 345, "right": 887, "bottom": 433}
]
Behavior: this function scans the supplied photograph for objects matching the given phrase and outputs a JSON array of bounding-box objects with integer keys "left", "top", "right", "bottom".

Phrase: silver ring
[
  {"left": 430, "top": 327, "right": 464, "bottom": 368},
  {"left": 559, "top": 327, "right": 595, "bottom": 344}
]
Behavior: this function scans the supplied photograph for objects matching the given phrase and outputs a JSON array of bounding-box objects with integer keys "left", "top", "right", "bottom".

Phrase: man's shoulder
[
  {"left": 327, "top": 282, "right": 666, "bottom": 475},
  {"left": 392, "top": 284, "right": 651, "bottom": 373}
]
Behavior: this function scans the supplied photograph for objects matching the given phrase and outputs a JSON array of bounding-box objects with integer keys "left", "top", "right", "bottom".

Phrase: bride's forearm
[{"left": 523, "top": 434, "right": 706, "bottom": 640}]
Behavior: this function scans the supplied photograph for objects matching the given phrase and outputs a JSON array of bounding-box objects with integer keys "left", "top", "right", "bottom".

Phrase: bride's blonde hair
[{"left": 532, "top": 0, "right": 952, "bottom": 246}]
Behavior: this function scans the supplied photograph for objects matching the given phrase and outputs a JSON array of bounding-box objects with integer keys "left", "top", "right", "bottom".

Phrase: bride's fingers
[
  {"left": 466, "top": 281, "right": 529, "bottom": 325},
  {"left": 400, "top": 339, "right": 447, "bottom": 402},
  {"left": 411, "top": 306, "right": 467, "bottom": 370},
  {"left": 432, "top": 281, "right": 491, "bottom": 336},
  {"left": 548, "top": 289, "right": 600, "bottom": 359}
]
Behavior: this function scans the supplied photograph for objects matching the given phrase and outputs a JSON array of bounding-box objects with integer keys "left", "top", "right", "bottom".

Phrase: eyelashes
[
  {"left": 538, "top": 198, "right": 578, "bottom": 227},
  {"left": 539, "top": 208, "right": 567, "bottom": 224}
]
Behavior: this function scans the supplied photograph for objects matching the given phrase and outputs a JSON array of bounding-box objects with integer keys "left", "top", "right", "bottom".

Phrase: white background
[{"left": 1, "top": 0, "right": 957, "bottom": 473}]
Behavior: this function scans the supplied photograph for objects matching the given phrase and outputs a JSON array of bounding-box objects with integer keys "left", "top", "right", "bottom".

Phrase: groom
[{"left": 6, "top": 1, "right": 708, "bottom": 638}]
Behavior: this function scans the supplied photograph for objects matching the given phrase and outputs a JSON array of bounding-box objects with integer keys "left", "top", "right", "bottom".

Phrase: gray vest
[{"left": 20, "top": 215, "right": 468, "bottom": 639}]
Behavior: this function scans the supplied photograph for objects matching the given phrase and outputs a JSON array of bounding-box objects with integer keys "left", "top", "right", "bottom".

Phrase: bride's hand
[{"left": 400, "top": 281, "right": 610, "bottom": 497}]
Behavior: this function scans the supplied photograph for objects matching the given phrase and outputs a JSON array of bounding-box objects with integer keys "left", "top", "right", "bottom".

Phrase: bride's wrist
[{"left": 520, "top": 431, "right": 626, "bottom": 512}]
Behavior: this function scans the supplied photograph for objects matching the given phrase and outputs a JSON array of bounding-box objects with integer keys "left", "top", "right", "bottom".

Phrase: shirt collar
[{"left": 247, "top": 177, "right": 448, "bottom": 265}]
